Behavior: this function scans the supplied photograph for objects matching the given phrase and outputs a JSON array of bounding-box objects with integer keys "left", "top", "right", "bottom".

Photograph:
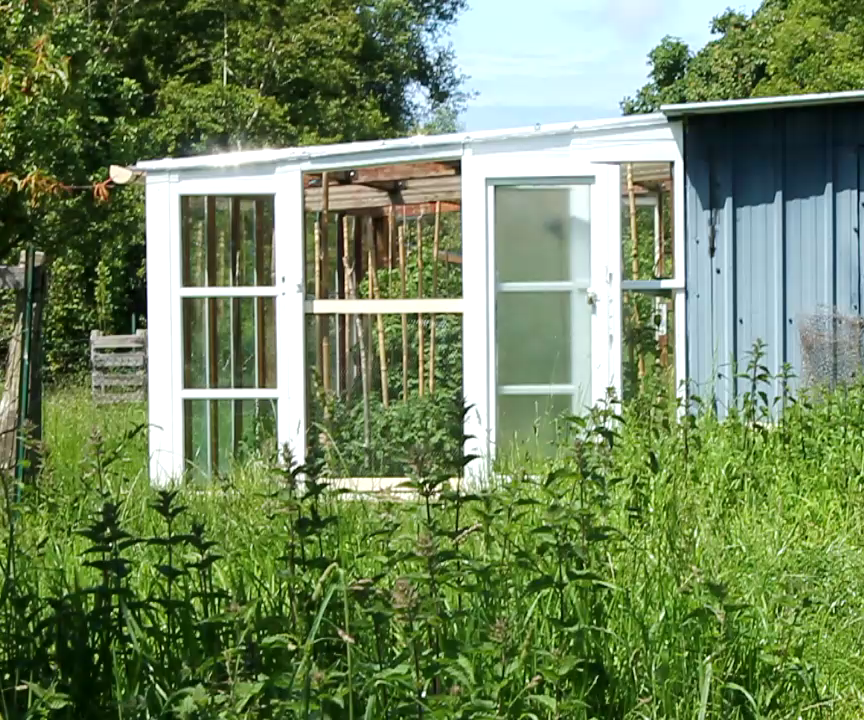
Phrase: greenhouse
[
  {"left": 137, "top": 110, "right": 684, "bottom": 486},
  {"left": 139, "top": 89, "right": 864, "bottom": 486}
]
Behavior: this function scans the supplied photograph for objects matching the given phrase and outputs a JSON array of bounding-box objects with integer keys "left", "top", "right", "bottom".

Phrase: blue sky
[{"left": 450, "top": 0, "right": 760, "bottom": 131}]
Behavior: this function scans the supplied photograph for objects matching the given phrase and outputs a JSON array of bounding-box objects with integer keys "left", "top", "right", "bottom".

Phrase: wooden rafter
[{"left": 305, "top": 175, "right": 461, "bottom": 212}]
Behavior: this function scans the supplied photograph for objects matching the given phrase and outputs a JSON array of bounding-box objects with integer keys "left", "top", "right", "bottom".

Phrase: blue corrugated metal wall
[{"left": 685, "top": 104, "right": 864, "bottom": 413}]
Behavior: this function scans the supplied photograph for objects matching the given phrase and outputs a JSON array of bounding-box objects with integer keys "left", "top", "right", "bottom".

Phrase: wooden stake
[
  {"left": 429, "top": 202, "right": 441, "bottom": 395},
  {"left": 336, "top": 213, "right": 347, "bottom": 394},
  {"left": 369, "top": 219, "right": 390, "bottom": 407},
  {"left": 344, "top": 217, "right": 372, "bottom": 467},
  {"left": 626, "top": 164, "right": 646, "bottom": 379},
  {"left": 319, "top": 174, "right": 331, "bottom": 394},
  {"left": 657, "top": 190, "right": 669, "bottom": 368},
  {"left": 342, "top": 216, "right": 353, "bottom": 393},
  {"left": 417, "top": 216, "right": 425, "bottom": 397},
  {"left": 398, "top": 222, "right": 408, "bottom": 401}
]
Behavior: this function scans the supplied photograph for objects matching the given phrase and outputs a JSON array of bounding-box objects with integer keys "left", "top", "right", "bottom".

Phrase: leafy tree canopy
[
  {"left": 622, "top": 0, "right": 864, "bottom": 114},
  {"left": 0, "top": 0, "right": 467, "bottom": 372}
]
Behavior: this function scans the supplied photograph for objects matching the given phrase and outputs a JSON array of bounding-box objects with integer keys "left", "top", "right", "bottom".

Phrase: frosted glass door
[{"left": 492, "top": 177, "right": 612, "bottom": 454}]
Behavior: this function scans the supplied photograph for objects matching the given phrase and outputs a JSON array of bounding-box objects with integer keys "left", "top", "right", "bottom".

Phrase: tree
[
  {"left": 622, "top": 0, "right": 864, "bottom": 115},
  {"left": 0, "top": 0, "right": 468, "bottom": 374}
]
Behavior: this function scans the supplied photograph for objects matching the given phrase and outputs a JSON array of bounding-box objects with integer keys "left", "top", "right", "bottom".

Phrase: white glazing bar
[
  {"left": 179, "top": 286, "right": 279, "bottom": 298},
  {"left": 498, "top": 384, "right": 576, "bottom": 395},
  {"left": 497, "top": 281, "right": 588, "bottom": 293},
  {"left": 180, "top": 388, "right": 279, "bottom": 400},
  {"left": 305, "top": 298, "right": 463, "bottom": 314},
  {"left": 621, "top": 279, "right": 684, "bottom": 292},
  {"left": 670, "top": 121, "right": 688, "bottom": 403}
]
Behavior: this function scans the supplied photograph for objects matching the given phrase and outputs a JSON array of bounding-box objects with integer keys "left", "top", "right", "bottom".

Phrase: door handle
[{"left": 586, "top": 290, "right": 598, "bottom": 307}]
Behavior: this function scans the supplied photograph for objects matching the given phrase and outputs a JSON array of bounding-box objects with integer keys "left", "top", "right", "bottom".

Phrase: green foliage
[
  {"left": 1, "top": 0, "right": 468, "bottom": 376},
  {"left": 6, "top": 376, "right": 864, "bottom": 717},
  {"left": 622, "top": 0, "right": 864, "bottom": 114},
  {"left": 307, "top": 214, "right": 465, "bottom": 478}
]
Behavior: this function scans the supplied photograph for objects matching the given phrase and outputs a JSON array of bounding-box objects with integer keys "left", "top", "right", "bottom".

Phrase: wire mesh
[{"left": 799, "top": 306, "right": 864, "bottom": 388}]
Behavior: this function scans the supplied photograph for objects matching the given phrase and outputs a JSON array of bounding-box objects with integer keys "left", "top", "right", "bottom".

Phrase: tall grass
[{"left": 3, "top": 370, "right": 864, "bottom": 718}]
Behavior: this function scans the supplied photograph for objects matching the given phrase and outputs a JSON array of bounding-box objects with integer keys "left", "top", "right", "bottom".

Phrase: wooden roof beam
[
  {"left": 348, "top": 161, "right": 459, "bottom": 183},
  {"left": 305, "top": 175, "right": 461, "bottom": 212},
  {"left": 303, "top": 161, "right": 459, "bottom": 189}
]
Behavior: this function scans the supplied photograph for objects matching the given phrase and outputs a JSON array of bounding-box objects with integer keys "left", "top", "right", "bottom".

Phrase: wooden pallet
[{"left": 90, "top": 330, "right": 147, "bottom": 404}]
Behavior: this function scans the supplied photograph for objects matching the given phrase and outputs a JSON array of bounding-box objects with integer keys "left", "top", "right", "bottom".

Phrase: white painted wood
[
  {"left": 460, "top": 147, "right": 489, "bottom": 483},
  {"left": 136, "top": 113, "right": 670, "bottom": 173},
  {"left": 498, "top": 384, "right": 577, "bottom": 395},
  {"left": 171, "top": 172, "right": 280, "bottom": 196},
  {"left": 179, "top": 286, "right": 279, "bottom": 298},
  {"left": 145, "top": 172, "right": 176, "bottom": 485},
  {"left": 497, "top": 281, "right": 590, "bottom": 292},
  {"left": 305, "top": 298, "right": 463, "bottom": 315},
  {"left": 470, "top": 151, "right": 622, "bottom": 469},
  {"left": 179, "top": 388, "right": 280, "bottom": 400},
  {"left": 274, "top": 169, "right": 306, "bottom": 468},
  {"left": 622, "top": 279, "right": 685, "bottom": 292},
  {"left": 601, "top": 163, "right": 623, "bottom": 399},
  {"left": 622, "top": 195, "right": 659, "bottom": 208},
  {"left": 671, "top": 121, "right": 688, "bottom": 404}
]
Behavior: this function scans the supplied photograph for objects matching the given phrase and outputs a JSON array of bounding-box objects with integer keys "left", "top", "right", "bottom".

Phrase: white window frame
[
  {"left": 461, "top": 153, "right": 622, "bottom": 472},
  {"left": 150, "top": 168, "right": 304, "bottom": 482}
]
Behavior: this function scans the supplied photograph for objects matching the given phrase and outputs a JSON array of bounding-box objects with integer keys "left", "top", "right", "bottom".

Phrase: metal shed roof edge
[
  {"left": 661, "top": 89, "right": 864, "bottom": 117},
  {"left": 134, "top": 112, "right": 668, "bottom": 173}
]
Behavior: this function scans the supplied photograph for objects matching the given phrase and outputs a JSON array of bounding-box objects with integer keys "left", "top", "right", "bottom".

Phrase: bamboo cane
[
  {"left": 320, "top": 175, "right": 331, "bottom": 393},
  {"left": 398, "top": 222, "right": 408, "bottom": 401},
  {"left": 627, "top": 164, "right": 646, "bottom": 379},
  {"left": 657, "top": 189, "right": 669, "bottom": 368},
  {"left": 314, "top": 213, "right": 323, "bottom": 381},
  {"left": 417, "top": 216, "right": 425, "bottom": 397},
  {"left": 344, "top": 218, "right": 371, "bottom": 468},
  {"left": 369, "top": 220, "right": 389, "bottom": 407},
  {"left": 342, "top": 215, "right": 352, "bottom": 392},
  {"left": 429, "top": 201, "right": 441, "bottom": 395}
]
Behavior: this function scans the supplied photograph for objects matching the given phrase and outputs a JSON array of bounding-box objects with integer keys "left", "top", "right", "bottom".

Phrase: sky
[{"left": 450, "top": 0, "right": 760, "bottom": 131}]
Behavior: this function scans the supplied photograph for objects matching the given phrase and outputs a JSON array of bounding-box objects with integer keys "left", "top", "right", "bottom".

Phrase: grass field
[{"left": 2, "top": 378, "right": 864, "bottom": 718}]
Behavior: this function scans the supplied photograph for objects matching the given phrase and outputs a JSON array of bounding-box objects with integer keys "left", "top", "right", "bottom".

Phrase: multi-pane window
[{"left": 180, "top": 196, "right": 278, "bottom": 476}]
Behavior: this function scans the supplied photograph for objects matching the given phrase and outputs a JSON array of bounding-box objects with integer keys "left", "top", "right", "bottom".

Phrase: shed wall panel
[{"left": 685, "top": 105, "right": 864, "bottom": 414}]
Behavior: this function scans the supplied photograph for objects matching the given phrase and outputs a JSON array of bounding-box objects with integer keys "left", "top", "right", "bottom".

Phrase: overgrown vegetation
[
  {"left": 4, "top": 358, "right": 864, "bottom": 718},
  {"left": 306, "top": 213, "right": 465, "bottom": 479}
]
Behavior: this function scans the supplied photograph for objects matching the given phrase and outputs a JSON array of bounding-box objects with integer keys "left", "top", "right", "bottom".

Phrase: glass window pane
[
  {"left": 495, "top": 185, "right": 590, "bottom": 283},
  {"left": 236, "top": 399, "right": 278, "bottom": 460},
  {"left": 213, "top": 298, "right": 233, "bottom": 388},
  {"left": 260, "top": 297, "right": 277, "bottom": 388},
  {"left": 182, "top": 197, "right": 207, "bottom": 286},
  {"left": 181, "top": 195, "right": 275, "bottom": 287},
  {"left": 184, "top": 399, "right": 210, "bottom": 475},
  {"left": 215, "top": 399, "right": 234, "bottom": 473},
  {"left": 497, "top": 394, "right": 572, "bottom": 455},
  {"left": 183, "top": 297, "right": 277, "bottom": 389},
  {"left": 213, "top": 198, "right": 232, "bottom": 287},
  {"left": 183, "top": 298, "right": 208, "bottom": 388},
  {"left": 497, "top": 292, "right": 571, "bottom": 385},
  {"left": 184, "top": 400, "right": 278, "bottom": 477}
]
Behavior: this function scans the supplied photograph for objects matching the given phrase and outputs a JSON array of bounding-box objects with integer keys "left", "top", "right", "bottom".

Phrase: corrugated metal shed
[{"left": 683, "top": 101, "right": 864, "bottom": 413}]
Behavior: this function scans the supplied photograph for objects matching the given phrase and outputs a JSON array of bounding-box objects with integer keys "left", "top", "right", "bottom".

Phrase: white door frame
[{"left": 462, "top": 152, "right": 621, "bottom": 476}]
